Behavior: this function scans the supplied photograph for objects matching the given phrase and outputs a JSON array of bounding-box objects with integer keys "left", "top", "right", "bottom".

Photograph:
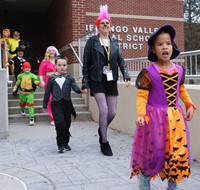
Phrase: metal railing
[
  {"left": 0, "top": 40, "right": 13, "bottom": 86},
  {"left": 124, "top": 50, "right": 200, "bottom": 82},
  {"left": 78, "top": 30, "right": 96, "bottom": 64},
  {"left": 78, "top": 30, "right": 96, "bottom": 77},
  {"left": 77, "top": 30, "right": 200, "bottom": 84},
  {"left": 68, "top": 43, "right": 83, "bottom": 67},
  {"left": 63, "top": 29, "right": 200, "bottom": 85}
]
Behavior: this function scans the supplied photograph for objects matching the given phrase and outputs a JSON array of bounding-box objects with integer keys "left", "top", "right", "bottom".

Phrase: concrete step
[
  {"left": 8, "top": 92, "right": 45, "bottom": 99},
  {"left": 8, "top": 97, "right": 86, "bottom": 107},
  {"left": 8, "top": 91, "right": 82, "bottom": 99},
  {"left": 8, "top": 104, "right": 89, "bottom": 114},
  {"left": 9, "top": 111, "right": 92, "bottom": 123},
  {"left": 8, "top": 86, "right": 45, "bottom": 93},
  {"left": 7, "top": 76, "right": 92, "bottom": 122}
]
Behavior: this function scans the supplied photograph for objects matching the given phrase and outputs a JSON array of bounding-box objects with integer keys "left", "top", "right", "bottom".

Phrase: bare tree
[{"left": 184, "top": 0, "right": 200, "bottom": 51}]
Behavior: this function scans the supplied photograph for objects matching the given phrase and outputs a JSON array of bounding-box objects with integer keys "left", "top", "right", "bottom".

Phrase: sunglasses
[{"left": 100, "top": 22, "right": 110, "bottom": 25}]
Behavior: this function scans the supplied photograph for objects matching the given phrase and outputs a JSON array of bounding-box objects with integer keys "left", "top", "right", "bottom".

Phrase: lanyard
[{"left": 100, "top": 37, "right": 110, "bottom": 70}]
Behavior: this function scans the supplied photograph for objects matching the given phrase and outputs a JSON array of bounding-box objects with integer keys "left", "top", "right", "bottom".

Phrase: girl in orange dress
[{"left": 130, "top": 25, "right": 196, "bottom": 190}]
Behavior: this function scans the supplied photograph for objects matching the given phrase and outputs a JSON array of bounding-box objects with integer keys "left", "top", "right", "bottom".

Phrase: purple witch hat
[{"left": 147, "top": 25, "right": 180, "bottom": 62}]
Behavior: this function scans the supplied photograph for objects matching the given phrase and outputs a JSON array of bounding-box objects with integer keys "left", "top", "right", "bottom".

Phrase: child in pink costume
[{"left": 39, "top": 46, "right": 60, "bottom": 125}]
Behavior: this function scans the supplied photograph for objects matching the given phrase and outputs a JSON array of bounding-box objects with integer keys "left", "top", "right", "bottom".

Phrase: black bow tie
[{"left": 57, "top": 74, "right": 67, "bottom": 78}]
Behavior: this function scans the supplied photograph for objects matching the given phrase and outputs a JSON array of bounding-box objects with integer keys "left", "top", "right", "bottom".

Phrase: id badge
[
  {"left": 106, "top": 70, "right": 114, "bottom": 81},
  {"left": 103, "top": 66, "right": 109, "bottom": 74}
]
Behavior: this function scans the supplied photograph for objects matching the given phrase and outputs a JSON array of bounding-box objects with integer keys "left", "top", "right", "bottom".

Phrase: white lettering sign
[{"left": 85, "top": 24, "right": 158, "bottom": 50}]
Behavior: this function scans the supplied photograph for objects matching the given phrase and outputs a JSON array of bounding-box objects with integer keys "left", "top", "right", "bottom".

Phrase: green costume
[{"left": 14, "top": 72, "right": 40, "bottom": 119}]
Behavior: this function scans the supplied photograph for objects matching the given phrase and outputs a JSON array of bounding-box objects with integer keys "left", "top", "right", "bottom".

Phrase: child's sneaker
[
  {"left": 167, "top": 179, "right": 180, "bottom": 190},
  {"left": 29, "top": 118, "right": 35, "bottom": 126},
  {"left": 64, "top": 144, "right": 71, "bottom": 151},
  {"left": 138, "top": 173, "right": 151, "bottom": 190},
  {"left": 58, "top": 145, "right": 65, "bottom": 153},
  {"left": 21, "top": 111, "right": 26, "bottom": 116}
]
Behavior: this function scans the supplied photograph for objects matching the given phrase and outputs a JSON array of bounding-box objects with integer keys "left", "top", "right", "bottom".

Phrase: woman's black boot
[{"left": 100, "top": 141, "right": 113, "bottom": 156}]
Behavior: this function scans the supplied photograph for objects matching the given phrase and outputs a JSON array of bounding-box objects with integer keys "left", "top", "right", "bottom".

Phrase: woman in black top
[{"left": 82, "top": 5, "right": 131, "bottom": 156}]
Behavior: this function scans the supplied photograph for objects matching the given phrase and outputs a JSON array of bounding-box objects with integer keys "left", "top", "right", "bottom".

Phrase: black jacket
[
  {"left": 10, "top": 48, "right": 38, "bottom": 74},
  {"left": 82, "top": 35, "right": 130, "bottom": 88},
  {"left": 43, "top": 74, "right": 82, "bottom": 109},
  {"left": 9, "top": 56, "right": 25, "bottom": 77}
]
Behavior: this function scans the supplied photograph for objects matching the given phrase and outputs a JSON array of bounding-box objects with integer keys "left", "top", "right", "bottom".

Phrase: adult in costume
[
  {"left": 39, "top": 46, "right": 60, "bottom": 125},
  {"left": 82, "top": 4, "right": 131, "bottom": 156}
]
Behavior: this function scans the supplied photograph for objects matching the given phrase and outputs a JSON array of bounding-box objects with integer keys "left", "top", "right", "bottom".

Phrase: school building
[{"left": 0, "top": 0, "right": 184, "bottom": 77}]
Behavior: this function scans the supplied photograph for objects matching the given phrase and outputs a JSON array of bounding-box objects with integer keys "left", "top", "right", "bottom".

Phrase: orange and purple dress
[{"left": 130, "top": 63, "right": 196, "bottom": 184}]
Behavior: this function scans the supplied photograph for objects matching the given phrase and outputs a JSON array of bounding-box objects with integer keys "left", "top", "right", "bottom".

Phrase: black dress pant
[
  {"left": 14, "top": 74, "right": 20, "bottom": 94},
  {"left": 51, "top": 99, "right": 72, "bottom": 147}
]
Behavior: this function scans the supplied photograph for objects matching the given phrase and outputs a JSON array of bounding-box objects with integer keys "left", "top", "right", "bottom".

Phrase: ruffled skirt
[{"left": 130, "top": 104, "right": 191, "bottom": 184}]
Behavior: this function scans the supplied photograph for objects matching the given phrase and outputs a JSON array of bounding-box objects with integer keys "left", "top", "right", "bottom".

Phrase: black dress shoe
[
  {"left": 64, "top": 144, "right": 71, "bottom": 151},
  {"left": 12, "top": 91, "right": 17, "bottom": 96},
  {"left": 100, "top": 141, "right": 113, "bottom": 156},
  {"left": 58, "top": 145, "right": 65, "bottom": 153}
]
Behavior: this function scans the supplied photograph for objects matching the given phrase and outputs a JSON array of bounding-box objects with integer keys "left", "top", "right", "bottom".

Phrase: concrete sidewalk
[{"left": 0, "top": 121, "right": 200, "bottom": 190}]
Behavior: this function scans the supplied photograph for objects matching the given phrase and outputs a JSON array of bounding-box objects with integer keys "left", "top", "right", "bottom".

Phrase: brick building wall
[
  {"left": 0, "top": 0, "right": 184, "bottom": 78},
  {"left": 45, "top": 0, "right": 184, "bottom": 77},
  {"left": 85, "top": 0, "right": 184, "bottom": 58},
  {"left": 48, "top": 0, "right": 184, "bottom": 63},
  {"left": 47, "top": 0, "right": 87, "bottom": 66},
  {"left": 1, "top": 0, "right": 184, "bottom": 64}
]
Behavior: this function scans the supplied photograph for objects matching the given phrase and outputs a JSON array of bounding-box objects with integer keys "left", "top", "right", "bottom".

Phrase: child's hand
[
  {"left": 40, "top": 81, "right": 45, "bottom": 88},
  {"left": 185, "top": 105, "right": 195, "bottom": 121},
  {"left": 125, "top": 80, "right": 130, "bottom": 88},
  {"left": 136, "top": 117, "right": 145, "bottom": 127},
  {"left": 43, "top": 108, "right": 47, "bottom": 113},
  {"left": 13, "top": 88, "right": 16, "bottom": 92},
  {"left": 81, "top": 89, "right": 87, "bottom": 93}
]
